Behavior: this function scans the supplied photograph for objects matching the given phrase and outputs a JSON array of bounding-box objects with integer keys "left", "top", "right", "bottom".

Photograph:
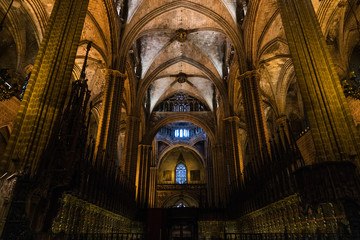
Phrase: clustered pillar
[
  {"left": 122, "top": 115, "right": 141, "bottom": 183},
  {"left": 224, "top": 116, "right": 244, "bottom": 190},
  {"left": 211, "top": 144, "right": 228, "bottom": 208},
  {"left": 135, "top": 144, "right": 152, "bottom": 208},
  {"left": 238, "top": 70, "right": 269, "bottom": 169},
  {"left": 277, "top": 0, "right": 360, "bottom": 164},
  {"left": 94, "top": 69, "right": 126, "bottom": 165},
  {"left": 0, "top": 0, "right": 90, "bottom": 237},
  {"left": 147, "top": 147, "right": 157, "bottom": 208},
  {"left": 275, "top": 1, "right": 360, "bottom": 236},
  {"left": 0, "top": 0, "right": 90, "bottom": 176}
]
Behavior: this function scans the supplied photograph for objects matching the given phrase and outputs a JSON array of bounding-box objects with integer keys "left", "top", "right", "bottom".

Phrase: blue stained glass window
[
  {"left": 176, "top": 163, "right": 187, "bottom": 184},
  {"left": 184, "top": 129, "right": 189, "bottom": 137},
  {"left": 174, "top": 129, "right": 189, "bottom": 138}
]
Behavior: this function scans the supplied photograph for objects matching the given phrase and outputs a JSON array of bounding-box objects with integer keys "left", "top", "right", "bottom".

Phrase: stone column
[
  {"left": 122, "top": 115, "right": 141, "bottom": 183},
  {"left": 212, "top": 144, "right": 228, "bottom": 208},
  {"left": 277, "top": 0, "right": 360, "bottom": 164},
  {"left": 106, "top": 71, "right": 126, "bottom": 164},
  {"left": 135, "top": 144, "right": 151, "bottom": 208},
  {"left": 224, "top": 116, "right": 244, "bottom": 189},
  {"left": 147, "top": 153, "right": 157, "bottom": 208},
  {"left": 94, "top": 69, "right": 126, "bottom": 166},
  {"left": 0, "top": 0, "right": 90, "bottom": 175},
  {"left": 205, "top": 146, "right": 214, "bottom": 207},
  {"left": 238, "top": 70, "right": 269, "bottom": 164},
  {"left": 276, "top": 115, "right": 291, "bottom": 148},
  {"left": 276, "top": 116, "right": 289, "bottom": 136}
]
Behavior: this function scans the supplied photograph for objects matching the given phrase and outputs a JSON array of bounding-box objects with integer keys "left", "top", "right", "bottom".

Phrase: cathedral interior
[{"left": 1, "top": 0, "right": 360, "bottom": 239}]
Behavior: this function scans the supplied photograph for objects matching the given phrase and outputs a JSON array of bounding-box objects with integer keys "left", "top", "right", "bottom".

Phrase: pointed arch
[{"left": 118, "top": 1, "right": 246, "bottom": 73}]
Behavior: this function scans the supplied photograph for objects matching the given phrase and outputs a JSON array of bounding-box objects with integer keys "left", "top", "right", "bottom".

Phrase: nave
[{"left": 1, "top": 0, "right": 360, "bottom": 239}]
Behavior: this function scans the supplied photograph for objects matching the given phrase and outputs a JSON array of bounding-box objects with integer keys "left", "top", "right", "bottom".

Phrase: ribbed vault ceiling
[
  {"left": 6, "top": 0, "right": 350, "bottom": 125},
  {"left": 128, "top": 4, "right": 235, "bottom": 114}
]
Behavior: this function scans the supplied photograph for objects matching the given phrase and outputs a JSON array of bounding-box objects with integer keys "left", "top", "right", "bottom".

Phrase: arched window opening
[
  {"left": 174, "top": 129, "right": 189, "bottom": 138},
  {"left": 176, "top": 202, "right": 186, "bottom": 208},
  {"left": 156, "top": 122, "right": 206, "bottom": 143},
  {"left": 176, "top": 163, "right": 187, "bottom": 184},
  {"left": 154, "top": 92, "right": 209, "bottom": 112}
]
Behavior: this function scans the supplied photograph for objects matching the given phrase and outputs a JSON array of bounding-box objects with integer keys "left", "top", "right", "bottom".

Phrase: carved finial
[{"left": 80, "top": 42, "right": 92, "bottom": 80}]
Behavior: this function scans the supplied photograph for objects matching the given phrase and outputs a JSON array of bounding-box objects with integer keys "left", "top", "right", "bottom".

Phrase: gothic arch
[
  {"left": 78, "top": 40, "right": 108, "bottom": 66},
  {"left": 118, "top": 1, "right": 247, "bottom": 73},
  {"left": 162, "top": 193, "right": 199, "bottom": 208},
  {"left": 135, "top": 56, "right": 230, "bottom": 115},
  {"left": 145, "top": 114, "right": 216, "bottom": 145},
  {"left": 158, "top": 144, "right": 205, "bottom": 168},
  {"left": 276, "top": 59, "right": 296, "bottom": 115},
  {"left": 254, "top": 9, "right": 282, "bottom": 65}
]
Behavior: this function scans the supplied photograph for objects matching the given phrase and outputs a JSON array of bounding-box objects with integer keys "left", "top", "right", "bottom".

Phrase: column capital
[
  {"left": 138, "top": 144, "right": 152, "bottom": 149},
  {"left": 113, "top": 70, "right": 127, "bottom": 79},
  {"left": 126, "top": 115, "right": 140, "bottom": 122},
  {"left": 224, "top": 116, "right": 240, "bottom": 123},
  {"left": 276, "top": 115, "right": 288, "bottom": 126},
  {"left": 105, "top": 69, "right": 127, "bottom": 79},
  {"left": 237, "top": 70, "right": 260, "bottom": 82}
]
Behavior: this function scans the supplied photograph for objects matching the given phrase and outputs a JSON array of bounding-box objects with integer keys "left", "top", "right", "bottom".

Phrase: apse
[{"left": 154, "top": 121, "right": 207, "bottom": 208}]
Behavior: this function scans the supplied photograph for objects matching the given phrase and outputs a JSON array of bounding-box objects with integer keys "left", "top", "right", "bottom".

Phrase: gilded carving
[
  {"left": 175, "top": 29, "right": 187, "bottom": 42},
  {"left": 51, "top": 194, "right": 143, "bottom": 235}
]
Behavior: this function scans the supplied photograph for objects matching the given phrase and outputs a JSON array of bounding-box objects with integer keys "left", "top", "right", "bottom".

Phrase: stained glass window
[
  {"left": 176, "top": 163, "right": 187, "bottom": 184},
  {"left": 174, "top": 129, "right": 189, "bottom": 138},
  {"left": 184, "top": 129, "right": 189, "bottom": 137}
]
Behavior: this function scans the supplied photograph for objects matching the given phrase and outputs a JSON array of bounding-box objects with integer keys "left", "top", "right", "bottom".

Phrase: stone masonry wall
[{"left": 0, "top": 97, "right": 20, "bottom": 130}]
